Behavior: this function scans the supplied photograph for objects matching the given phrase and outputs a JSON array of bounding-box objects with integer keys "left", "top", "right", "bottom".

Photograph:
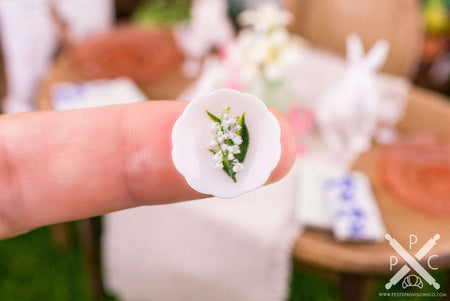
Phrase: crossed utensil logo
[{"left": 385, "top": 233, "right": 440, "bottom": 290}]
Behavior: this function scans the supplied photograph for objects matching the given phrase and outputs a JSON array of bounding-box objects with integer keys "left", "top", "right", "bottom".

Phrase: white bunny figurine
[
  {"left": 317, "top": 34, "right": 389, "bottom": 165},
  {"left": 173, "top": 0, "right": 234, "bottom": 77}
]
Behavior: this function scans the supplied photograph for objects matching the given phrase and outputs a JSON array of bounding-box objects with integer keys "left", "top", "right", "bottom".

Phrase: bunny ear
[
  {"left": 346, "top": 34, "right": 364, "bottom": 64},
  {"left": 364, "top": 39, "right": 390, "bottom": 71}
]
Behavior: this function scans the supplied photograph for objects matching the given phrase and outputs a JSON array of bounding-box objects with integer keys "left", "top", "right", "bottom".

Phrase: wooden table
[
  {"left": 293, "top": 89, "right": 450, "bottom": 300},
  {"left": 37, "top": 54, "right": 450, "bottom": 301}
]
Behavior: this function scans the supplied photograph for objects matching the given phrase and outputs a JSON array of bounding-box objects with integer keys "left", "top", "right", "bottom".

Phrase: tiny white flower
[
  {"left": 221, "top": 120, "right": 230, "bottom": 130},
  {"left": 210, "top": 124, "right": 220, "bottom": 133},
  {"left": 210, "top": 139, "right": 218, "bottom": 146},
  {"left": 221, "top": 143, "right": 228, "bottom": 151},
  {"left": 222, "top": 132, "right": 231, "bottom": 140},
  {"left": 233, "top": 136, "right": 243, "bottom": 145},
  {"left": 238, "top": 3, "right": 293, "bottom": 32},
  {"left": 227, "top": 153, "right": 235, "bottom": 160},
  {"left": 217, "top": 135, "right": 225, "bottom": 143},
  {"left": 212, "top": 152, "right": 222, "bottom": 161},
  {"left": 263, "top": 63, "right": 283, "bottom": 81},
  {"left": 215, "top": 161, "right": 224, "bottom": 169},
  {"left": 229, "top": 145, "right": 240, "bottom": 154},
  {"left": 232, "top": 163, "right": 244, "bottom": 172},
  {"left": 230, "top": 124, "right": 241, "bottom": 132}
]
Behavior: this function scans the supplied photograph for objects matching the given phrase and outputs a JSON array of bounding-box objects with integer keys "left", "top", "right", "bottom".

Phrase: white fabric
[
  {"left": 0, "top": 0, "right": 113, "bottom": 113},
  {"left": 103, "top": 168, "right": 299, "bottom": 301},
  {"left": 51, "top": 78, "right": 146, "bottom": 110}
]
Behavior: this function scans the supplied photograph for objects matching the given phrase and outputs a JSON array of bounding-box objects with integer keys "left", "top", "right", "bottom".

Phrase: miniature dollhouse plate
[{"left": 172, "top": 88, "right": 281, "bottom": 199}]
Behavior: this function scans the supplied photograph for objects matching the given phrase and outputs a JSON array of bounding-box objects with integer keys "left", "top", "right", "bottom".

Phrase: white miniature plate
[{"left": 172, "top": 88, "right": 281, "bottom": 198}]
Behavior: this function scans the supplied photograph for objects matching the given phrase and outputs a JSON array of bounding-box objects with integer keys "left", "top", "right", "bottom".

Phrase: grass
[
  {"left": 0, "top": 226, "right": 90, "bottom": 301},
  {"left": 0, "top": 227, "right": 447, "bottom": 300},
  {"left": 289, "top": 266, "right": 448, "bottom": 301}
]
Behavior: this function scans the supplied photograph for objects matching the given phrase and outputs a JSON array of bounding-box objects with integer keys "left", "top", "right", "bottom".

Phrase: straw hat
[{"left": 287, "top": 0, "right": 424, "bottom": 78}]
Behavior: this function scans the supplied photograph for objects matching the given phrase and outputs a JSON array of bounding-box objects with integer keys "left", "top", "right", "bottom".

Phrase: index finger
[{"left": 0, "top": 101, "right": 295, "bottom": 238}]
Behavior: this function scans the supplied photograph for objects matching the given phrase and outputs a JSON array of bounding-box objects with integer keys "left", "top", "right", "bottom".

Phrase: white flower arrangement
[
  {"left": 172, "top": 89, "right": 281, "bottom": 199},
  {"left": 226, "top": 4, "right": 303, "bottom": 83},
  {"left": 176, "top": 4, "right": 305, "bottom": 114},
  {"left": 207, "top": 106, "right": 249, "bottom": 182}
]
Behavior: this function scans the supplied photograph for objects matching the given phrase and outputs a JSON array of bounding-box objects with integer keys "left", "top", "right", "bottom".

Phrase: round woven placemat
[
  {"left": 378, "top": 134, "right": 450, "bottom": 216},
  {"left": 69, "top": 26, "right": 182, "bottom": 84}
]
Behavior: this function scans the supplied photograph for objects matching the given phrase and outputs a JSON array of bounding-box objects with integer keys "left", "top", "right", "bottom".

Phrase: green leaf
[
  {"left": 221, "top": 159, "right": 237, "bottom": 182},
  {"left": 236, "top": 113, "right": 249, "bottom": 163},
  {"left": 230, "top": 174, "right": 237, "bottom": 182},
  {"left": 206, "top": 110, "right": 221, "bottom": 123},
  {"left": 208, "top": 149, "right": 218, "bottom": 154}
]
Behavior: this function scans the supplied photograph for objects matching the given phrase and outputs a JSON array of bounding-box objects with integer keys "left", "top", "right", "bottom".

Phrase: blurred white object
[
  {"left": 103, "top": 168, "right": 299, "bottom": 301},
  {"left": 316, "top": 34, "right": 401, "bottom": 164},
  {"left": 296, "top": 156, "right": 340, "bottom": 229},
  {"left": 429, "top": 53, "right": 450, "bottom": 85},
  {"left": 324, "top": 172, "right": 385, "bottom": 242},
  {"left": 242, "top": 0, "right": 283, "bottom": 8},
  {"left": 0, "top": 0, "right": 113, "bottom": 113},
  {"left": 51, "top": 78, "right": 146, "bottom": 110},
  {"left": 177, "top": 57, "right": 226, "bottom": 100},
  {"left": 283, "top": 44, "right": 409, "bottom": 153},
  {"left": 174, "top": 0, "right": 234, "bottom": 77},
  {"left": 239, "top": 2, "right": 292, "bottom": 32},
  {"left": 52, "top": 0, "right": 113, "bottom": 42},
  {"left": 295, "top": 147, "right": 385, "bottom": 242}
]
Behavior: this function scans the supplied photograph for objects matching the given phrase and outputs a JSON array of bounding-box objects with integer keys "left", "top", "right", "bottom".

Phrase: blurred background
[{"left": 0, "top": 0, "right": 449, "bottom": 300}]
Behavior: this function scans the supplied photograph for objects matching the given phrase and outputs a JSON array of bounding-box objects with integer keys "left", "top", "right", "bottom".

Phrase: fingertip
[{"left": 267, "top": 108, "right": 296, "bottom": 184}]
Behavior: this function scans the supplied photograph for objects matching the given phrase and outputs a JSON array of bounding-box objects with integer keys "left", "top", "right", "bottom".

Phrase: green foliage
[
  {"left": 222, "top": 155, "right": 236, "bottom": 183},
  {"left": 235, "top": 113, "right": 249, "bottom": 163},
  {"left": 0, "top": 226, "right": 90, "bottom": 301},
  {"left": 132, "top": 0, "right": 191, "bottom": 27},
  {"left": 206, "top": 110, "right": 222, "bottom": 124}
]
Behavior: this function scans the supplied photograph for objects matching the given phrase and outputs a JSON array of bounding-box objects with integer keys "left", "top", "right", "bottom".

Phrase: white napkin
[{"left": 103, "top": 168, "right": 300, "bottom": 301}]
